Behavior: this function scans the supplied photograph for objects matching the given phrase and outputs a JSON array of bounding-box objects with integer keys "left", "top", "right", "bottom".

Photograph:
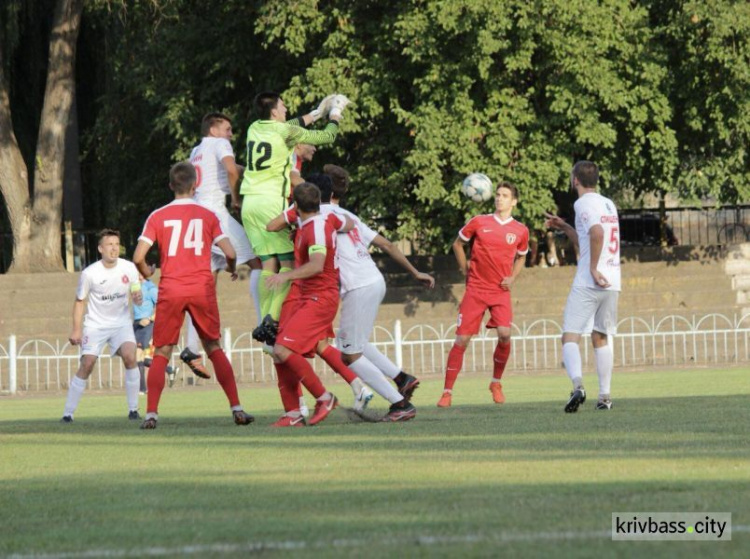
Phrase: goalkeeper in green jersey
[{"left": 240, "top": 91, "right": 350, "bottom": 344}]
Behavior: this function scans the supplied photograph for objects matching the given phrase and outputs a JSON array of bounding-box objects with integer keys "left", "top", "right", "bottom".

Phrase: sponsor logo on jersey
[
  {"left": 506, "top": 233, "right": 517, "bottom": 244},
  {"left": 601, "top": 216, "right": 619, "bottom": 223},
  {"left": 101, "top": 293, "right": 127, "bottom": 302},
  {"left": 122, "top": 275, "right": 130, "bottom": 284}
]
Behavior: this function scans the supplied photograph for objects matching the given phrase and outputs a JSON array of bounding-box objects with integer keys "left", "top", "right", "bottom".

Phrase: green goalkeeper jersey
[{"left": 239, "top": 117, "right": 339, "bottom": 202}]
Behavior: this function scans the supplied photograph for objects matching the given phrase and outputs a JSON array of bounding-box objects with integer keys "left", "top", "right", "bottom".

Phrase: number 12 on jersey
[{"left": 164, "top": 219, "right": 204, "bottom": 256}]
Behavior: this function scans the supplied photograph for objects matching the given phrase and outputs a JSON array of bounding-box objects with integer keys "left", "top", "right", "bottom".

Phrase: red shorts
[
  {"left": 277, "top": 290, "right": 338, "bottom": 357},
  {"left": 153, "top": 292, "right": 220, "bottom": 347},
  {"left": 456, "top": 288, "right": 513, "bottom": 335}
]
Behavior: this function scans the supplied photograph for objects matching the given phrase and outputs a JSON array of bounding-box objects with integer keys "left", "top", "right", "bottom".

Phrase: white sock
[
  {"left": 349, "top": 356, "right": 403, "bottom": 404},
  {"left": 63, "top": 376, "right": 87, "bottom": 417},
  {"left": 562, "top": 342, "right": 583, "bottom": 389},
  {"left": 349, "top": 377, "right": 366, "bottom": 397},
  {"left": 249, "top": 269, "right": 262, "bottom": 326},
  {"left": 363, "top": 343, "right": 400, "bottom": 379},
  {"left": 594, "top": 343, "right": 613, "bottom": 398},
  {"left": 125, "top": 368, "right": 140, "bottom": 412},
  {"left": 186, "top": 315, "right": 201, "bottom": 354}
]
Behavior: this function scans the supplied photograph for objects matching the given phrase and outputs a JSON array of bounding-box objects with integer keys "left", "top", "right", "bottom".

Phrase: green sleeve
[{"left": 282, "top": 121, "right": 340, "bottom": 149}]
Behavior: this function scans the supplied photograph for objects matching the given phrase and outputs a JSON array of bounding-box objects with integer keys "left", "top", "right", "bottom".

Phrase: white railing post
[
  {"left": 9, "top": 335, "right": 17, "bottom": 395},
  {"left": 394, "top": 320, "right": 403, "bottom": 369},
  {"left": 224, "top": 328, "right": 232, "bottom": 364}
]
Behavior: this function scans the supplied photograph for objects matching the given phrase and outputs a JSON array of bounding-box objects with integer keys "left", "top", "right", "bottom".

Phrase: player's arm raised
[
  {"left": 371, "top": 234, "right": 435, "bottom": 288},
  {"left": 544, "top": 213, "right": 578, "bottom": 248}
]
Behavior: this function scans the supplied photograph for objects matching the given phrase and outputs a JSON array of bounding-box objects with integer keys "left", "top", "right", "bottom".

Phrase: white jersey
[
  {"left": 190, "top": 136, "right": 235, "bottom": 214},
  {"left": 76, "top": 259, "right": 140, "bottom": 328},
  {"left": 572, "top": 192, "right": 621, "bottom": 291}
]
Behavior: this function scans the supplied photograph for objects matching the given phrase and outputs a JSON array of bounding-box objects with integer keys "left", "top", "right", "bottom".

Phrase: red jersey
[
  {"left": 459, "top": 214, "right": 529, "bottom": 292},
  {"left": 293, "top": 212, "right": 346, "bottom": 296},
  {"left": 139, "top": 199, "right": 227, "bottom": 296}
]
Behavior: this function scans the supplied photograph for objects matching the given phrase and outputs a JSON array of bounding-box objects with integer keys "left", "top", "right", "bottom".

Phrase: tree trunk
[{"left": 2, "top": 0, "right": 84, "bottom": 273}]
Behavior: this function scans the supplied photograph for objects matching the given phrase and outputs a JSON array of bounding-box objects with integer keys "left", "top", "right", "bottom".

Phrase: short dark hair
[
  {"left": 254, "top": 91, "right": 282, "bottom": 120},
  {"left": 169, "top": 161, "right": 197, "bottom": 194},
  {"left": 323, "top": 164, "right": 350, "bottom": 200},
  {"left": 97, "top": 229, "right": 120, "bottom": 243},
  {"left": 306, "top": 173, "right": 334, "bottom": 203},
  {"left": 572, "top": 160, "right": 599, "bottom": 188},
  {"left": 496, "top": 181, "right": 519, "bottom": 200},
  {"left": 293, "top": 182, "right": 321, "bottom": 213},
  {"left": 201, "top": 112, "right": 231, "bottom": 137}
]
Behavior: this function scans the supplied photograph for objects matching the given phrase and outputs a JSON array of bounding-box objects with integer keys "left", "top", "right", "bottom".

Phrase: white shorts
[
  {"left": 81, "top": 323, "right": 136, "bottom": 357},
  {"left": 212, "top": 212, "right": 256, "bottom": 271},
  {"left": 336, "top": 277, "right": 386, "bottom": 354},
  {"left": 562, "top": 286, "right": 619, "bottom": 335}
]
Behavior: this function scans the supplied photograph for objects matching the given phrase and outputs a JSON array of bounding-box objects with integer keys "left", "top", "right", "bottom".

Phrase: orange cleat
[
  {"left": 489, "top": 382, "right": 505, "bottom": 404},
  {"left": 308, "top": 395, "right": 339, "bottom": 426},
  {"left": 179, "top": 348, "right": 211, "bottom": 379},
  {"left": 437, "top": 391, "right": 452, "bottom": 408}
]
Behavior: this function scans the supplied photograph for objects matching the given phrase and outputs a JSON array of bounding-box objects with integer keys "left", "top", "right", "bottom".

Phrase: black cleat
[
  {"left": 564, "top": 388, "right": 586, "bottom": 413},
  {"left": 140, "top": 417, "right": 158, "bottom": 430},
  {"left": 233, "top": 410, "right": 255, "bottom": 426},
  {"left": 60, "top": 415, "right": 73, "bottom": 423},
  {"left": 595, "top": 399, "right": 613, "bottom": 410},
  {"left": 179, "top": 348, "right": 211, "bottom": 379},
  {"left": 381, "top": 401, "right": 417, "bottom": 422},
  {"left": 394, "top": 372, "right": 420, "bottom": 402},
  {"left": 128, "top": 410, "right": 141, "bottom": 420},
  {"left": 252, "top": 314, "right": 279, "bottom": 345}
]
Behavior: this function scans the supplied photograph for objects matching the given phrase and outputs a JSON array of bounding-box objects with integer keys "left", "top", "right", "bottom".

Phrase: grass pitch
[{"left": 1, "top": 368, "right": 748, "bottom": 558}]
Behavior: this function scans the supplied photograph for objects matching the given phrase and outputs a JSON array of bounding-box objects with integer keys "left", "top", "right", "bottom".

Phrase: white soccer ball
[{"left": 461, "top": 173, "right": 494, "bottom": 203}]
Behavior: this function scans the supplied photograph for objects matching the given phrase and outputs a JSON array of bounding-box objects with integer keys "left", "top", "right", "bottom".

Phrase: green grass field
[{"left": 1, "top": 368, "right": 748, "bottom": 558}]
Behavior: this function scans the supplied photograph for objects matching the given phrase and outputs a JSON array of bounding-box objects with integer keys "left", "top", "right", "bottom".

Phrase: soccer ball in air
[{"left": 461, "top": 173, "right": 494, "bottom": 203}]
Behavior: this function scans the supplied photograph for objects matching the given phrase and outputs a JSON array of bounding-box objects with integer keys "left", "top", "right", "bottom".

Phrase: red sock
[
  {"left": 320, "top": 345, "right": 357, "bottom": 384},
  {"left": 208, "top": 349, "right": 240, "bottom": 408},
  {"left": 146, "top": 355, "right": 168, "bottom": 414},
  {"left": 493, "top": 341, "right": 511, "bottom": 380},
  {"left": 444, "top": 344, "right": 466, "bottom": 391},
  {"left": 285, "top": 352, "right": 326, "bottom": 398},
  {"left": 274, "top": 361, "right": 301, "bottom": 412}
]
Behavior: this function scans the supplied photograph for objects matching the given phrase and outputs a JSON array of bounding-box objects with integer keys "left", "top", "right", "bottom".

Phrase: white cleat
[{"left": 353, "top": 386, "right": 374, "bottom": 412}]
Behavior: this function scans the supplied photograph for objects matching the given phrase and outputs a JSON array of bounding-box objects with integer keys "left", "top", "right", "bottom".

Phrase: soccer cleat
[
  {"left": 128, "top": 410, "right": 141, "bottom": 420},
  {"left": 489, "top": 381, "right": 505, "bottom": 404},
  {"left": 252, "top": 314, "right": 279, "bottom": 345},
  {"left": 353, "top": 386, "right": 374, "bottom": 412},
  {"left": 437, "top": 390, "right": 452, "bottom": 408},
  {"left": 564, "top": 388, "right": 587, "bottom": 413},
  {"left": 140, "top": 417, "right": 157, "bottom": 430},
  {"left": 179, "top": 348, "right": 211, "bottom": 379},
  {"left": 271, "top": 414, "right": 307, "bottom": 427},
  {"left": 60, "top": 415, "right": 73, "bottom": 423},
  {"left": 233, "top": 410, "right": 255, "bottom": 425},
  {"left": 381, "top": 401, "right": 417, "bottom": 422},
  {"left": 596, "top": 399, "right": 613, "bottom": 410},
  {"left": 395, "top": 372, "right": 420, "bottom": 402},
  {"left": 308, "top": 395, "right": 339, "bottom": 426},
  {"left": 167, "top": 366, "right": 179, "bottom": 388}
]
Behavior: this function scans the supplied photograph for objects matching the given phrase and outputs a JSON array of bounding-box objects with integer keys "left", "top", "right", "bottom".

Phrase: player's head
[
  {"left": 323, "top": 164, "right": 349, "bottom": 201},
  {"left": 571, "top": 160, "right": 599, "bottom": 190},
  {"left": 169, "top": 161, "right": 197, "bottom": 196},
  {"left": 306, "top": 173, "right": 333, "bottom": 203},
  {"left": 293, "top": 182, "right": 321, "bottom": 213},
  {"left": 201, "top": 112, "right": 232, "bottom": 139},
  {"left": 295, "top": 143, "right": 316, "bottom": 162},
  {"left": 254, "top": 91, "right": 286, "bottom": 122},
  {"left": 495, "top": 182, "right": 518, "bottom": 213},
  {"left": 97, "top": 228, "right": 121, "bottom": 263}
]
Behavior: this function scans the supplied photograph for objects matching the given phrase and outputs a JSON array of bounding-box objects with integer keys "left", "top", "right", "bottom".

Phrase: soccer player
[
  {"left": 437, "top": 182, "right": 529, "bottom": 407},
  {"left": 181, "top": 112, "right": 262, "bottom": 377},
  {"left": 61, "top": 229, "right": 143, "bottom": 423},
  {"left": 132, "top": 161, "right": 255, "bottom": 429},
  {"left": 240, "top": 91, "right": 349, "bottom": 344},
  {"left": 544, "top": 161, "right": 620, "bottom": 412},
  {"left": 265, "top": 182, "right": 354, "bottom": 427}
]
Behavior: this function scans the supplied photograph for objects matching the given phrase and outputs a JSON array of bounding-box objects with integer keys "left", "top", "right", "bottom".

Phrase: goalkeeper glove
[
  {"left": 328, "top": 94, "right": 351, "bottom": 119},
  {"left": 310, "top": 94, "right": 336, "bottom": 122}
]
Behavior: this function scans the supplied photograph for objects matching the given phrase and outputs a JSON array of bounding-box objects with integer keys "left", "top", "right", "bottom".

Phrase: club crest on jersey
[
  {"left": 121, "top": 275, "right": 130, "bottom": 284},
  {"left": 506, "top": 233, "right": 517, "bottom": 244}
]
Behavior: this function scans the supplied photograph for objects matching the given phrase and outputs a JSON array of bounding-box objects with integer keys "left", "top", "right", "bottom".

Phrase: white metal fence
[{"left": 1, "top": 313, "right": 749, "bottom": 393}]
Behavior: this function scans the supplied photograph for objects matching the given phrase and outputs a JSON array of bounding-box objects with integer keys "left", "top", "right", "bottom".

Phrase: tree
[{"left": 0, "top": 0, "right": 84, "bottom": 272}]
